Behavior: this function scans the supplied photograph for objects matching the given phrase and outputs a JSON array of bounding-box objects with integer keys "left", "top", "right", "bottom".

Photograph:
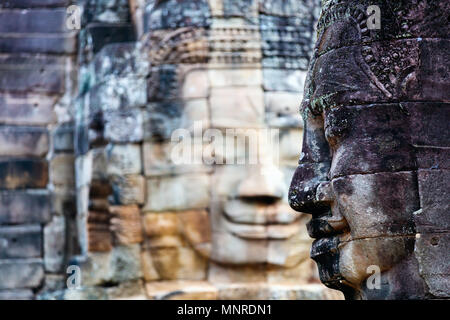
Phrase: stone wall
[
  {"left": 0, "top": 0, "right": 343, "bottom": 300},
  {"left": 0, "top": 0, "right": 78, "bottom": 299}
]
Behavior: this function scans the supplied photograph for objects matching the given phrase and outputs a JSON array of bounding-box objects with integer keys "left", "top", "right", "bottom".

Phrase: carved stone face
[
  {"left": 289, "top": 1, "right": 450, "bottom": 299},
  {"left": 142, "top": 0, "right": 320, "bottom": 284}
]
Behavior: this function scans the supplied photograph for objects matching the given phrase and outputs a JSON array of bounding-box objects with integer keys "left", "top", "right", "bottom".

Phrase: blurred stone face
[
  {"left": 141, "top": 0, "right": 320, "bottom": 284},
  {"left": 289, "top": 0, "right": 450, "bottom": 299},
  {"left": 209, "top": 127, "right": 309, "bottom": 268}
]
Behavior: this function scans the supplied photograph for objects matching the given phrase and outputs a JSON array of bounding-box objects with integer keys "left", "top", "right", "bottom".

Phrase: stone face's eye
[{"left": 324, "top": 106, "right": 353, "bottom": 148}]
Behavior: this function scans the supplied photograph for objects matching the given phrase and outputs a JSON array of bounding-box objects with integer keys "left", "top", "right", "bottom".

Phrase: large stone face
[
  {"left": 0, "top": 0, "right": 344, "bottom": 301},
  {"left": 288, "top": 0, "right": 450, "bottom": 300}
]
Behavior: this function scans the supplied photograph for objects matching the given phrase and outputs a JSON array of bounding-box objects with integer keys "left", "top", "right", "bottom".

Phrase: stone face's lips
[
  {"left": 222, "top": 200, "right": 303, "bottom": 240},
  {"left": 306, "top": 215, "right": 348, "bottom": 239},
  {"left": 223, "top": 199, "right": 302, "bottom": 225},
  {"left": 310, "top": 236, "right": 339, "bottom": 260},
  {"left": 226, "top": 220, "right": 302, "bottom": 240}
]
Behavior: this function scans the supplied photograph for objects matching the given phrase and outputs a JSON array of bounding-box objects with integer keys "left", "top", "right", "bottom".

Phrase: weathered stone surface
[
  {"left": 83, "top": 0, "right": 131, "bottom": 25},
  {"left": 144, "top": 99, "right": 209, "bottom": 141},
  {"left": 308, "top": 39, "right": 449, "bottom": 112},
  {"left": 0, "top": 225, "right": 42, "bottom": 259},
  {"left": 0, "top": 33, "right": 76, "bottom": 54},
  {"left": 143, "top": 141, "right": 210, "bottom": 177},
  {"left": 0, "top": 126, "right": 48, "bottom": 157},
  {"left": 208, "top": 69, "right": 262, "bottom": 87},
  {"left": 407, "top": 102, "right": 450, "bottom": 147},
  {"left": 93, "top": 42, "right": 148, "bottom": 83},
  {"left": 144, "top": 174, "right": 210, "bottom": 212},
  {"left": 145, "top": 281, "right": 217, "bottom": 300},
  {"left": 0, "top": 159, "right": 48, "bottom": 189},
  {"left": 80, "top": 24, "right": 135, "bottom": 55},
  {"left": 315, "top": 0, "right": 450, "bottom": 55},
  {"left": 146, "top": 246, "right": 208, "bottom": 281},
  {"left": 75, "top": 152, "right": 93, "bottom": 189},
  {"left": 79, "top": 244, "right": 142, "bottom": 286},
  {"left": 325, "top": 104, "right": 416, "bottom": 178},
  {"left": 53, "top": 123, "right": 74, "bottom": 152},
  {"left": 416, "top": 169, "right": 450, "bottom": 233},
  {"left": 0, "top": 190, "right": 51, "bottom": 224},
  {"left": 181, "top": 69, "right": 209, "bottom": 100},
  {"left": 104, "top": 109, "right": 143, "bottom": 143},
  {"left": 0, "top": 1, "right": 71, "bottom": 9},
  {"left": 210, "top": 87, "right": 264, "bottom": 128},
  {"left": 144, "top": 0, "right": 211, "bottom": 31},
  {"left": 0, "top": 54, "right": 68, "bottom": 94},
  {"left": 415, "top": 233, "right": 450, "bottom": 298},
  {"left": 288, "top": 0, "right": 450, "bottom": 300},
  {"left": 0, "top": 8, "right": 69, "bottom": 33},
  {"left": 44, "top": 216, "right": 65, "bottom": 272},
  {"left": 143, "top": 210, "right": 211, "bottom": 248},
  {"left": 88, "top": 77, "right": 147, "bottom": 112},
  {"left": 0, "top": 259, "right": 44, "bottom": 289},
  {"left": 332, "top": 172, "right": 419, "bottom": 239},
  {"left": 265, "top": 92, "right": 303, "bottom": 128},
  {"left": 110, "top": 205, "right": 143, "bottom": 245},
  {"left": 216, "top": 283, "right": 343, "bottom": 300},
  {"left": 0, "top": 289, "right": 34, "bottom": 300},
  {"left": 87, "top": 210, "right": 112, "bottom": 252},
  {"left": 106, "top": 144, "right": 142, "bottom": 176},
  {"left": 263, "top": 69, "right": 307, "bottom": 92},
  {"left": 110, "top": 174, "right": 145, "bottom": 205},
  {"left": 105, "top": 279, "right": 146, "bottom": 300},
  {"left": 0, "top": 93, "right": 57, "bottom": 126},
  {"left": 50, "top": 154, "right": 75, "bottom": 188}
]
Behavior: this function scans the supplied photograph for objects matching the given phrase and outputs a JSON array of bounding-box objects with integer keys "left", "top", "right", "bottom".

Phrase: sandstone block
[
  {"left": 265, "top": 92, "right": 303, "bottom": 128},
  {"left": 210, "top": 87, "right": 264, "bottom": 128},
  {"left": 144, "top": 99, "right": 209, "bottom": 141},
  {"left": 0, "top": 126, "right": 49, "bottom": 157},
  {"left": 44, "top": 216, "right": 65, "bottom": 272},
  {"left": 0, "top": 259, "right": 44, "bottom": 289},
  {"left": 0, "top": 93, "right": 56, "bottom": 126},
  {"left": 147, "top": 246, "right": 207, "bottom": 280},
  {"left": 110, "top": 205, "right": 143, "bottom": 245},
  {"left": 104, "top": 109, "right": 143, "bottom": 143},
  {"left": 263, "top": 69, "right": 307, "bottom": 92},
  {"left": 144, "top": 174, "right": 210, "bottom": 212},
  {"left": 145, "top": 281, "right": 217, "bottom": 300},
  {"left": 110, "top": 174, "right": 145, "bottom": 205},
  {"left": 106, "top": 144, "right": 142, "bottom": 176},
  {"left": 0, "top": 8, "right": 68, "bottom": 33},
  {"left": 0, "top": 33, "right": 76, "bottom": 54},
  {"left": 0, "top": 54, "right": 67, "bottom": 94},
  {"left": 50, "top": 154, "right": 75, "bottom": 188},
  {"left": 0, "top": 159, "right": 48, "bottom": 189},
  {"left": 0, "top": 289, "right": 34, "bottom": 300},
  {"left": 0, "top": 190, "right": 51, "bottom": 224},
  {"left": 208, "top": 68, "right": 262, "bottom": 87},
  {"left": 80, "top": 244, "right": 142, "bottom": 286},
  {"left": 53, "top": 123, "right": 74, "bottom": 152},
  {"left": 0, "top": 225, "right": 42, "bottom": 259}
]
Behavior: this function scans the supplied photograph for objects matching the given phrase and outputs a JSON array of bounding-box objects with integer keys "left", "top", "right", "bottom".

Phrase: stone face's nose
[
  {"left": 288, "top": 105, "right": 332, "bottom": 215},
  {"left": 237, "top": 165, "right": 285, "bottom": 203},
  {"left": 288, "top": 161, "right": 331, "bottom": 214}
]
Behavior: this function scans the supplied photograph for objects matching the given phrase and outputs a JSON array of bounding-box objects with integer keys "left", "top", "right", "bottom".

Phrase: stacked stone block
[
  {"left": 0, "top": 0, "right": 78, "bottom": 299},
  {"left": 71, "top": 0, "right": 147, "bottom": 299}
]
